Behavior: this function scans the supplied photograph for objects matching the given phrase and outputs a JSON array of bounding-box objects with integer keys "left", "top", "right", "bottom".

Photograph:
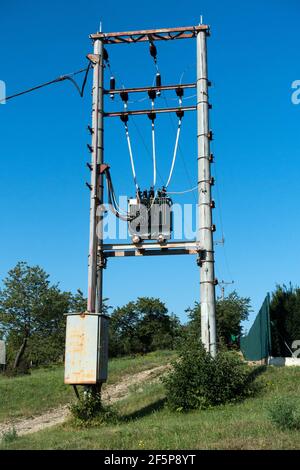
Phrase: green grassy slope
[
  {"left": 0, "top": 350, "right": 175, "bottom": 422},
  {"left": 1, "top": 365, "right": 300, "bottom": 450}
]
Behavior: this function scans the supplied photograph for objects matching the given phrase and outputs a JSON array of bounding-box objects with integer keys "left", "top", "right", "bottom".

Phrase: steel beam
[
  {"left": 102, "top": 240, "right": 202, "bottom": 251},
  {"left": 104, "top": 106, "right": 196, "bottom": 118},
  {"left": 104, "top": 83, "right": 196, "bottom": 95},
  {"left": 90, "top": 25, "right": 209, "bottom": 44},
  {"left": 104, "top": 249, "right": 199, "bottom": 258}
]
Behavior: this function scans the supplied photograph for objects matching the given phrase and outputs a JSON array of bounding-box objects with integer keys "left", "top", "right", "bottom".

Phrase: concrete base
[{"left": 268, "top": 356, "right": 300, "bottom": 367}]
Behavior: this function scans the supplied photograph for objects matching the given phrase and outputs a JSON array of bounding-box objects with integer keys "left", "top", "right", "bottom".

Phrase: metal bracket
[{"left": 86, "top": 53, "right": 100, "bottom": 64}]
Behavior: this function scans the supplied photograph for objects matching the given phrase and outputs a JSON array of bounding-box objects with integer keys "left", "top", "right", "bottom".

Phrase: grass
[
  {"left": 0, "top": 350, "right": 176, "bottom": 422},
  {"left": 1, "top": 364, "right": 300, "bottom": 449}
]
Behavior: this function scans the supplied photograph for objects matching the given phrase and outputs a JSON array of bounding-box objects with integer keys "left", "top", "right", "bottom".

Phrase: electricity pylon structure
[
  {"left": 64, "top": 24, "right": 217, "bottom": 393},
  {"left": 219, "top": 280, "right": 235, "bottom": 300}
]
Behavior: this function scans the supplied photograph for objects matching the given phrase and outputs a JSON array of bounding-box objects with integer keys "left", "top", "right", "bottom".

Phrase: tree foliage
[
  {"left": 186, "top": 291, "right": 251, "bottom": 348},
  {"left": 109, "top": 297, "right": 181, "bottom": 356},
  {"left": 0, "top": 262, "right": 87, "bottom": 371},
  {"left": 270, "top": 284, "right": 300, "bottom": 356}
]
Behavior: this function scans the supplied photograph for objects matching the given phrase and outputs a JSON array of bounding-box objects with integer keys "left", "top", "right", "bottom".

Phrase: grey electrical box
[
  {"left": 64, "top": 312, "right": 109, "bottom": 385},
  {"left": 0, "top": 340, "right": 6, "bottom": 365}
]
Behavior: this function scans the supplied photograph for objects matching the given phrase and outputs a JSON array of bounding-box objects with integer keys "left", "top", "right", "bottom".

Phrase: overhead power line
[{"left": 0, "top": 65, "right": 91, "bottom": 104}]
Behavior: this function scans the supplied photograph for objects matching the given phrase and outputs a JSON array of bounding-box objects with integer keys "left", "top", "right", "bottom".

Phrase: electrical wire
[
  {"left": 165, "top": 117, "right": 182, "bottom": 188},
  {"left": 105, "top": 168, "right": 134, "bottom": 221},
  {"left": 160, "top": 90, "right": 197, "bottom": 203},
  {"left": 0, "top": 65, "right": 91, "bottom": 103},
  {"left": 151, "top": 120, "right": 157, "bottom": 187},
  {"left": 131, "top": 117, "right": 164, "bottom": 185},
  {"left": 168, "top": 185, "right": 198, "bottom": 195},
  {"left": 124, "top": 122, "right": 139, "bottom": 191}
]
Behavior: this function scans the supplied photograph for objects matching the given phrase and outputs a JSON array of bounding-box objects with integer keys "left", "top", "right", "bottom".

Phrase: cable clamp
[
  {"left": 200, "top": 279, "right": 218, "bottom": 285},
  {"left": 198, "top": 177, "right": 215, "bottom": 185}
]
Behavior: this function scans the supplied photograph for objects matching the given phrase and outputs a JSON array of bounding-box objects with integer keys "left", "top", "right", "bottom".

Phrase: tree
[
  {"left": 109, "top": 297, "right": 181, "bottom": 356},
  {"left": 186, "top": 291, "right": 251, "bottom": 348},
  {"left": 0, "top": 262, "right": 87, "bottom": 371},
  {"left": 270, "top": 284, "right": 300, "bottom": 356}
]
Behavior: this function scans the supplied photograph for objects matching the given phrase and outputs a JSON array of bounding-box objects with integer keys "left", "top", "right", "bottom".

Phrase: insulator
[
  {"left": 210, "top": 177, "right": 215, "bottom": 186},
  {"left": 120, "top": 113, "right": 129, "bottom": 123},
  {"left": 120, "top": 91, "right": 129, "bottom": 102},
  {"left": 211, "top": 224, "right": 216, "bottom": 232},
  {"left": 207, "top": 80, "right": 212, "bottom": 87},
  {"left": 210, "top": 200, "right": 215, "bottom": 209},
  {"left": 148, "top": 89, "right": 156, "bottom": 101},
  {"left": 208, "top": 103, "right": 212, "bottom": 109},
  {"left": 149, "top": 42, "right": 157, "bottom": 60},
  {"left": 209, "top": 153, "right": 214, "bottom": 162},
  {"left": 103, "top": 48, "right": 109, "bottom": 62},
  {"left": 176, "top": 87, "right": 184, "bottom": 98},
  {"left": 214, "top": 278, "right": 219, "bottom": 286},
  {"left": 109, "top": 76, "right": 116, "bottom": 100},
  {"left": 208, "top": 130, "right": 213, "bottom": 140},
  {"left": 147, "top": 112, "right": 156, "bottom": 121},
  {"left": 176, "top": 110, "right": 184, "bottom": 119},
  {"left": 110, "top": 76, "right": 116, "bottom": 90},
  {"left": 155, "top": 73, "right": 161, "bottom": 88}
]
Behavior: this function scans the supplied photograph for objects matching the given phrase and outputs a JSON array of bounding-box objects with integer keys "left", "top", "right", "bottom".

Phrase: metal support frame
[
  {"left": 85, "top": 24, "right": 217, "bottom": 383},
  {"left": 101, "top": 240, "right": 203, "bottom": 258},
  {"left": 90, "top": 25, "right": 209, "bottom": 44},
  {"left": 104, "top": 106, "right": 196, "bottom": 118},
  {"left": 104, "top": 83, "right": 196, "bottom": 95}
]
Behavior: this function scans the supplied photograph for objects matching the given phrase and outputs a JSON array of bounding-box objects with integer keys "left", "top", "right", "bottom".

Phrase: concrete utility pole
[
  {"left": 219, "top": 280, "right": 234, "bottom": 300},
  {"left": 87, "top": 38, "right": 104, "bottom": 315},
  {"left": 197, "top": 30, "right": 217, "bottom": 357}
]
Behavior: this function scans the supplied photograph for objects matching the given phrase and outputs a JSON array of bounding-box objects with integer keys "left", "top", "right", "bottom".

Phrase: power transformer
[{"left": 128, "top": 188, "right": 173, "bottom": 242}]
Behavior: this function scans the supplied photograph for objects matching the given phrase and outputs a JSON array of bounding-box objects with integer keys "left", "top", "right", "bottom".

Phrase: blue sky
[{"left": 0, "top": 0, "right": 299, "bottom": 329}]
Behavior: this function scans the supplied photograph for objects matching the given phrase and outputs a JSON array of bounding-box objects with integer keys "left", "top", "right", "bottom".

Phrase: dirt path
[{"left": 0, "top": 364, "right": 170, "bottom": 438}]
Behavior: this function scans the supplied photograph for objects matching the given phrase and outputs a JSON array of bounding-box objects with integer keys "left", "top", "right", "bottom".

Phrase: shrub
[
  {"left": 2, "top": 427, "right": 18, "bottom": 443},
  {"left": 162, "top": 337, "right": 259, "bottom": 411},
  {"left": 69, "top": 391, "right": 118, "bottom": 427},
  {"left": 268, "top": 398, "right": 300, "bottom": 430}
]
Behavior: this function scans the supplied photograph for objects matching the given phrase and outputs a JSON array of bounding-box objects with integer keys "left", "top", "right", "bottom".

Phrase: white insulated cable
[
  {"left": 165, "top": 118, "right": 182, "bottom": 188},
  {"left": 124, "top": 123, "right": 139, "bottom": 191},
  {"left": 151, "top": 120, "right": 157, "bottom": 187}
]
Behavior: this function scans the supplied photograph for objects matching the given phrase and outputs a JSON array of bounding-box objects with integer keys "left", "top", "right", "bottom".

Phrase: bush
[
  {"left": 69, "top": 391, "right": 118, "bottom": 427},
  {"left": 2, "top": 427, "right": 18, "bottom": 443},
  {"left": 162, "top": 337, "right": 258, "bottom": 411},
  {"left": 268, "top": 398, "right": 300, "bottom": 430}
]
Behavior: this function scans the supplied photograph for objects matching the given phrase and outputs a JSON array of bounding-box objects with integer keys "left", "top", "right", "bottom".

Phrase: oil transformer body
[{"left": 128, "top": 190, "right": 173, "bottom": 241}]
